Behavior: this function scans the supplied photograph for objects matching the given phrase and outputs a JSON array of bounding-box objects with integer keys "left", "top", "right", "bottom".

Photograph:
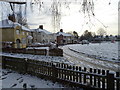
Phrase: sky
[{"left": 0, "top": 0, "right": 119, "bottom": 36}]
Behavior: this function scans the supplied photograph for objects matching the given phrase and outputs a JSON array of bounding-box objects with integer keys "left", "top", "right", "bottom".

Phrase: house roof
[
  {"left": 38, "top": 28, "right": 52, "bottom": 34},
  {"left": 0, "top": 19, "right": 31, "bottom": 32},
  {"left": 0, "top": 19, "right": 15, "bottom": 28},
  {"left": 56, "top": 32, "right": 72, "bottom": 37},
  {"left": 32, "top": 28, "right": 52, "bottom": 35}
]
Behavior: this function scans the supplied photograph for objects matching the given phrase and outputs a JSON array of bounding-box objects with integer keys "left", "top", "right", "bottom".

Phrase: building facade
[
  {"left": 56, "top": 29, "right": 74, "bottom": 45},
  {"left": 0, "top": 19, "right": 31, "bottom": 48},
  {"left": 31, "top": 25, "right": 56, "bottom": 44}
]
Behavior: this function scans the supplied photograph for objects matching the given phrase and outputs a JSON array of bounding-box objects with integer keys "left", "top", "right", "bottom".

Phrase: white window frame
[
  {"left": 22, "top": 32, "right": 25, "bottom": 35},
  {"left": 16, "top": 30, "right": 20, "bottom": 35}
]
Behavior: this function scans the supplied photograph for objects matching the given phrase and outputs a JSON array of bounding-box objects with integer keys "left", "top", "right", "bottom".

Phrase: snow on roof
[
  {"left": 32, "top": 28, "right": 52, "bottom": 34},
  {"left": 56, "top": 32, "right": 73, "bottom": 37},
  {"left": 0, "top": 19, "right": 31, "bottom": 32},
  {"left": 0, "top": 19, "right": 15, "bottom": 28},
  {"left": 38, "top": 28, "right": 52, "bottom": 34}
]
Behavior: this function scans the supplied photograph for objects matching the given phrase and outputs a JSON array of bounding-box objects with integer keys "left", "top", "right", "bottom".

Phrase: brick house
[{"left": 56, "top": 29, "right": 74, "bottom": 45}]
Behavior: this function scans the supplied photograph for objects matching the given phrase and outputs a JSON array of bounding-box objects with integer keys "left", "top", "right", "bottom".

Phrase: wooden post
[
  {"left": 116, "top": 72, "right": 120, "bottom": 90},
  {"left": 94, "top": 69, "right": 97, "bottom": 87},
  {"left": 107, "top": 72, "right": 114, "bottom": 90},
  {"left": 69, "top": 65, "right": 72, "bottom": 81},
  {"left": 76, "top": 66, "right": 79, "bottom": 82},
  {"left": 69, "top": 71, "right": 72, "bottom": 81},
  {"left": 84, "top": 67, "right": 87, "bottom": 84},
  {"left": 73, "top": 66, "right": 75, "bottom": 82},
  {"left": 2, "top": 56, "right": 6, "bottom": 69},
  {"left": 24, "top": 58, "right": 28, "bottom": 74},
  {"left": 64, "top": 64, "right": 66, "bottom": 80},
  {"left": 102, "top": 70, "right": 105, "bottom": 89},
  {"left": 52, "top": 64, "right": 58, "bottom": 82},
  {"left": 98, "top": 69, "right": 101, "bottom": 88},
  {"left": 61, "top": 63, "right": 64, "bottom": 79},
  {"left": 48, "top": 62, "right": 51, "bottom": 76},
  {"left": 79, "top": 67, "right": 82, "bottom": 83},
  {"left": 90, "top": 68, "right": 92, "bottom": 86}
]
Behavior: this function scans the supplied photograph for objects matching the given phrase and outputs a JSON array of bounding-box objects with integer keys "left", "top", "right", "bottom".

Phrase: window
[
  {"left": 22, "top": 32, "right": 24, "bottom": 35},
  {"left": 16, "top": 30, "right": 20, "bottom": 35},
  {"left": 22, "top": 38, "right": 26, "bottom": 44},
  {"left": 26, "top": 32, "right": 29, "bottom": 35}
]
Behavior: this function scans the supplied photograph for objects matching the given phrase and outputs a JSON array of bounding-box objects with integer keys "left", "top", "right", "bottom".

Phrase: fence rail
[{"left": 2, "top": 56, "right": 120, "bottom": 90}]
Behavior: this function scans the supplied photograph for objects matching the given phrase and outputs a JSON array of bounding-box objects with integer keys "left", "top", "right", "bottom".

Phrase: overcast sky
[{"left": 0, "top": 0, "right": 119, "bottom": 35}]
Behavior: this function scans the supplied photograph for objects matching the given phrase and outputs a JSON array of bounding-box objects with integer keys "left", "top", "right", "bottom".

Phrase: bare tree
[{"left": 97, "top": 28, "right": 106, "bottom": 36}]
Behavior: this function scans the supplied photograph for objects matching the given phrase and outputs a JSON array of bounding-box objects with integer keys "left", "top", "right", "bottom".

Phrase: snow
[
  {"left": 1, "top": 42, "right": 119, "bottom": 72},
  {"left": 0, "top": 42, "right": 119, "bottom": 88},
  {"left": 31, "top": 42, "right": 47, "bottom": 45},
  {"left": 0, "top": 19, "right": 15, "bottom": 28},
  {"left": 60, "top": 44, "right": 119, "bottom": 72},
  {"left": 0, "top": 19, "right": 31, "bottom": 32},
  {"left": 32, "top": 28, "right": 52, "bottom": 35},
  {"left": 68, "top": 42, "right": 119, "bottom": 62},
  {"left": 38, "top": 28, "right": 52, "bottom": 34},
  {"left": 26, "top": 47, "right": 49, "bottom": 50},
  {"left": 1, "top": 69, "right": 64, "bottom": 88},
  {"left": 0, "top": 52, "right": 69, "bottom": 64},
  {"left": 56, "top": 32, "right": 72, "bottom": 36}
]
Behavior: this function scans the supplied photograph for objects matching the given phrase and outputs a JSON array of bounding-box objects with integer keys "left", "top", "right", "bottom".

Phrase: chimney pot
[
  {"left": 39, "top": 25, "right": 43, "bottom": 29},
  {"left": 60, "top": 29, "right": 63, "bottom": 32}
]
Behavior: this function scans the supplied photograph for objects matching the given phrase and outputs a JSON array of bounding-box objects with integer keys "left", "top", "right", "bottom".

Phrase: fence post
[
  {"left": 89, "top": 68, "right": 92, "bottom": 86},
  {"left": 116, "top": 72, "right": 120, "bottom": 90},
  {"left": 24, "top": 58, "right": 28, "bottom": 74},
  {"left": 84, "top": 67, "right": 87, "bottom": 84},
  {"left": 102, "top": 70, "right": 105, "bottom": 89},
  {"left": 98, "top": 69, "right": 101, "bottom": 88},
  {"left": 79, "top": 67, "right": 82, "bottom": 83},
  {"left": 52, "top": 64, "right": 58, "bottom": 82},
  {"left": 94, "top": 69, "right": 97, "bottom": 87},
  {"left": 107, "top": 72, "right": 114, "bottom": 90},
  {"left": 2, "top": 56, "right": 6, "bottom": 69}
]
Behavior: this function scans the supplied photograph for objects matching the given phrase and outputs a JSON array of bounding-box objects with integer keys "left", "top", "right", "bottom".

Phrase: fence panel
[
  {"left": 2, "top": 48, "right": 47, "bottom": 56},
  {"left": 2, "top": 56, "right": 120, "bottom": 89}
]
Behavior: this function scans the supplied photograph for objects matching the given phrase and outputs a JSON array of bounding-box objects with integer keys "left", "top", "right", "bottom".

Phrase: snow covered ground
[
  {"left": 0, "top": 42, "right": 119, "bottom": 88},
  {"left": 1, "top": 42, "right": 119, "bottom": 72},
  {"left": 60, "top": 43, "right": 119, "bottom": 72},
  {"left": 1, "top": 43, "right": 119, "bottom": 72},
  {"left": 68, "top": 42, "right": 119, "bottom": 62},
  {"left": 26, "top": 47, "right": 49, "bottom": 50},
  {"left": 1, "top": 69, "right": 64, "bottom": 88}
]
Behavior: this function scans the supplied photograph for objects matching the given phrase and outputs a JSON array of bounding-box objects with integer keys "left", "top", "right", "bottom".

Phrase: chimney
[
  {"left": 39, "top": 25, "right": 43, "bottom": 29},
  {"left": 8, "top": 14, "right": 16, "bottom": 22},
  {"left": 60, "top": 29, "right": 63, "bottom": 32}
]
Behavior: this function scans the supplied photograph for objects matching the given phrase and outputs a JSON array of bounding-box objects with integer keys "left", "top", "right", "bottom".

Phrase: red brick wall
[{"left": 57, "top": 35, "right": 63, "bottom": 44}]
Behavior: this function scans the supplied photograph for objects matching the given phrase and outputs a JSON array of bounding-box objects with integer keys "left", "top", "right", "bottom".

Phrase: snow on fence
[
  {"left": 2, "top": 48, "right": 47, "bottom": 55},
  {"left": 2, "top": 56, "right": 120, "bottom": 90},
  {"left": 2, "top": 48, "right": 63, "bottom": 56}
]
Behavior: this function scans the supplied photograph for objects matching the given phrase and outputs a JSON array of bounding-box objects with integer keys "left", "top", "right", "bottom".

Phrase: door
[{"left": 16, "top": 39, "right": 21, "bottom": 48}]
